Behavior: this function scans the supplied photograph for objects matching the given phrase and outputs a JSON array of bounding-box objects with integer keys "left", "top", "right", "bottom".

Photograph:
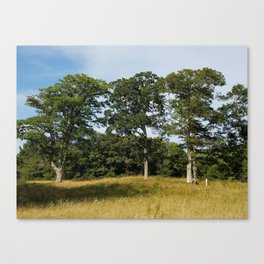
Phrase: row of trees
[
  {"left": 17, "top": 135, "right": 187, "bottom": 180},
  {"left": 17, "top": 68, "right": 248, "bottom": 182}
]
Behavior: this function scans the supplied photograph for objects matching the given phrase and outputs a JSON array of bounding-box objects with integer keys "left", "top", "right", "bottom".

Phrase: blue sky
[
  {"left": 17, "top": 46, "right": 247, "bottom": 150},
  {"left": 17, "top": 45, "right": 247, "bottom": 119}
]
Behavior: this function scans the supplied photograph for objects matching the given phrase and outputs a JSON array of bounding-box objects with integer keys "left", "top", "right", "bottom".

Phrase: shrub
[{"left": 205, "top": 164, "right": 227, "bottom": 180}]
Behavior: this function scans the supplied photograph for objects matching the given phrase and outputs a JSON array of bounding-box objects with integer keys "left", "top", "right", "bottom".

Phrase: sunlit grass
[{"left": 17, "top": 176, "right": 247, "bottom": 219}]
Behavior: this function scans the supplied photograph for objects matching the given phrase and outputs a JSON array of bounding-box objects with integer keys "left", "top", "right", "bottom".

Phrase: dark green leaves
[
  {"left": 165, "top": 68, "right": 226, "bottom": 150},
  {"left": 17, "top": 74, "right": 107, "bottom": 170},
  {"left": 107, "top": 71, "right": 165, "bottom": 136}
]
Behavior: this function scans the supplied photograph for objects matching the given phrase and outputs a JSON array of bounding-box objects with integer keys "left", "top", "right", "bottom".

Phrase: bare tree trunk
[
  {"left": 186, "top": 151, "right": 193, "bottom": 183},
  {"left": 144, "top": 159, "right": 148, "bottom": 180},
  {"left": 144, "top": 148, "right": 148, "bottom": 180},
  {"left": 192, "top": 158, "right": 198, "bottom": 184},
  {"left": 51, "top": 162, "right": 64, "bottom": 183},
  {"left": 142, "top": 126, "right": 149, "bottom": 180}
]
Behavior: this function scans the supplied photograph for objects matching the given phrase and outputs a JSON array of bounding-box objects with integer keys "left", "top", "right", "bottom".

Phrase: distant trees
[
  {"left": 17, "top": 133, "right": 186, "bottom": 180},
  {"left": 17, "top": 141, "right": 53, "bottom": 180},
  {"left": 17, "top": 69, "right": 247, "bottom": 183}
]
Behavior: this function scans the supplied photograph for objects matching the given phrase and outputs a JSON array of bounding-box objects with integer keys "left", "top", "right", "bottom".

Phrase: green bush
[
  {"left": 205, "top": 164, "right": 227, "bottom": 180},
  {"left": 241, "top": 158, "right": 248, "bottom": 182}
]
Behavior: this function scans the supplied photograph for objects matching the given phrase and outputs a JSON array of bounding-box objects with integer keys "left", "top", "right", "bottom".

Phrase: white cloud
[
  {"left": 51, "top": 46, "right": 247, "bottom": 88},
  {"left": 18, "top": 46, "right": 247, "bottom": 88}
]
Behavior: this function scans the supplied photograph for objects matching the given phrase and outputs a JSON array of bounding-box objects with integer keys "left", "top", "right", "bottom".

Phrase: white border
[{"left": 1, "top": 0, "right": 263, "bottom": 263}]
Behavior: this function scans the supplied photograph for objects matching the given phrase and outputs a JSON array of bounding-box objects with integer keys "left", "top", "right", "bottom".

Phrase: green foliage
[
  {"left": 107, "top": 71, "right": 165, "bottom": 136},
  {"left": 165, "top": 68, "right": 226, "bottom": 180},
  {"left": 205, "top": 164, "right": 227, "bottom": 180},
  {"left": 165, "top": 68, "right": 226, "bottom": 149},
  {"left": 17, "top": 142, "right": 54, "bottom": 180},
  {"left": 17, "top": 134, "right": 187, "bottom": 179},
  {"left": 154, "top": 141, "right": 187, "bottom": 176},
  {"left": 16, "top": 70, "right": 248, "bottom": 182},
  {"left": 106, "top": 72, "right": 166, "bottom": 177},
  {"left": 17, "top": 74, "right": 107, "bottom": 180},
  {"left": 242, "top": 158, "right": 247, "bottom": 182},
  {"left": 214, "top": 84, "right": 248, "bottom": 181},
  {"left": 218, "top": 84, "right": 247, "bottom": 144},
  {"left": 241, "top": 143, "right": 248, "bottom": 182}
]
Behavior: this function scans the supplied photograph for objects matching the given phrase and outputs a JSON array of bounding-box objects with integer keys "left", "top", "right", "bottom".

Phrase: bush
[
  {"left": 205, "top": 164, "right": 227, "bottom": 180},
  {"left": 241, "top": 158, "right": 248, "bottom": 182},
  {"left": 17, "top": 144, "right": 54, "bottom": 180},
  {"left": 106, "top": 170, "right": 116, "bottom": 177}
]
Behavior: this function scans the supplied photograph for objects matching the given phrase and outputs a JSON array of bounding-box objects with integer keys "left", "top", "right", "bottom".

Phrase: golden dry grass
[{"left": 17, "top": 176, "right": 247, "bottom": 219}]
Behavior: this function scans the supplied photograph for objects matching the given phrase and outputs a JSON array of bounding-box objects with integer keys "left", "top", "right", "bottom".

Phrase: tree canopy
[
  {"left": 17, "top": 69, "right": 247, "bottom": 183},
  {"left": 106, "top": 71, "right": 165, "bottom": 179},
  {"left": 17, "top": 74, "right": 107, "bottom": 182},
  {"left": 165, "top": 68, "right": 226, "bottom": 183}
]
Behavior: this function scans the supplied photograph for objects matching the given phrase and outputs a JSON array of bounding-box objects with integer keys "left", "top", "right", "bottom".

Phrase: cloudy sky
[
  {"left": 17, "top": 46, "right": 247, "bottom": 151},
  {"left": 17, "top": 45, "right": 247, "bottom": 118}
]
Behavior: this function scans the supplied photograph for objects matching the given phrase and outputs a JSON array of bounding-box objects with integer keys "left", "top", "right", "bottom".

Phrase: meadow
[{"left": 17, "top": 176, "right": 248, "bottom": 219}]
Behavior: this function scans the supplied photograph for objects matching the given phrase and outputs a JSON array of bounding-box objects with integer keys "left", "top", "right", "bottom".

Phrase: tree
[
  {"left": 17, "top": 141, "right": 53, "bottom": 180},
  {"left": 216, "top": 84, "right": 248, "bottom": 180},
  {"left": 165, "top": 68, "right": 226, "bottom": 183},
  {"left": 218, "top": 84, "right": 247, "bottom": 144},
  {"left": 106, "top": 71, "right": 165, "bottom": 179},
  {"left": 67, "top": 132, "right": 143, "bottom": 179},
  {"left": 17, "top": 74, "right": 107, "bottom": 182},
  {"left": 97, "top": 133, "right": 143, "bottom": 176},
  {"left": 150, "top": 140, "right": 187, "bottom": 177},
  {"left": 17, "top": 132, "right": 188, "bottom": 179}
]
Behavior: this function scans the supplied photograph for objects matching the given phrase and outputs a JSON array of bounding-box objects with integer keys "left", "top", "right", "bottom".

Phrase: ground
[{"left": 17, "top": 176, "right": 248, "bottom": 219}]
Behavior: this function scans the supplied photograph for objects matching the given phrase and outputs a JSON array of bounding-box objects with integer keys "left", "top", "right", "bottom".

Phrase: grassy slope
[{"left": 17, "top": 176, "right": 248, "bottom": 219}]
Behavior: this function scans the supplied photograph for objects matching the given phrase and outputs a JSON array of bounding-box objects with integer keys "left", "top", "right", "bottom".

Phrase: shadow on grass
[{"left": 17, "top": 181, "right": 151, "bottom": 207}]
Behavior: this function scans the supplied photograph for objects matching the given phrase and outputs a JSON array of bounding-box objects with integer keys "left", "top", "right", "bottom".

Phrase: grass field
[{"left": 17, "top": 176, "right": 248, "bottom": 219}]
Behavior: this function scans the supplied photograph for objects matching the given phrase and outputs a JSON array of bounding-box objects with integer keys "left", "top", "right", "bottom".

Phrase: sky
[{"left": 17, "top": 46, "right": 248, "bottom": 151}]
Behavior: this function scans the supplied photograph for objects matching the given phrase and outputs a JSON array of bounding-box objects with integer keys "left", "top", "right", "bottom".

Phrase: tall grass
[{"left": 17, "top": 176, "right": 247, "bottom": 219}]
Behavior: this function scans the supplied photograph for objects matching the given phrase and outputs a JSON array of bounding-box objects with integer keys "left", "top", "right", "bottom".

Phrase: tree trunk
[
  {"left": 186, "top": 151, "right": 193, "bottom": 183},
  {"left": 51, "top": 162, "right": 64, "bottom": 183},
  {"left": 192, "top": 158, "right": 198, "bottom": 184},
  {"left": 143, "top": 148, "right": 148, "bottom": 180},
  {"left": 144, "top": 158, "right": 148, "bottom": 180}
]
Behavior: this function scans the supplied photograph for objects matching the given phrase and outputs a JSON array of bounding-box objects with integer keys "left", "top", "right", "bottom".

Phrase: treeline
[
  {"left": 17, "top": 135, "right": 187, "bottom": 180},
  {"left": 17, "top": 68, "right": 248, "bottom": 182}
]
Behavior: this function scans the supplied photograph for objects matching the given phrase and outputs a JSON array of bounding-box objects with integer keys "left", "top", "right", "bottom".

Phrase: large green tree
[
  {"left": 17, "top": 74, "right": 107, "bottom": 182},
  {"left": 216, "top": 84, "right": 248, "bottom": 180},
  {"left": 165, "top": 68, "right": 226, "bottom": 183},
  {"left": 106, "top": 71, "right": 165, "bottom": 179}
]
